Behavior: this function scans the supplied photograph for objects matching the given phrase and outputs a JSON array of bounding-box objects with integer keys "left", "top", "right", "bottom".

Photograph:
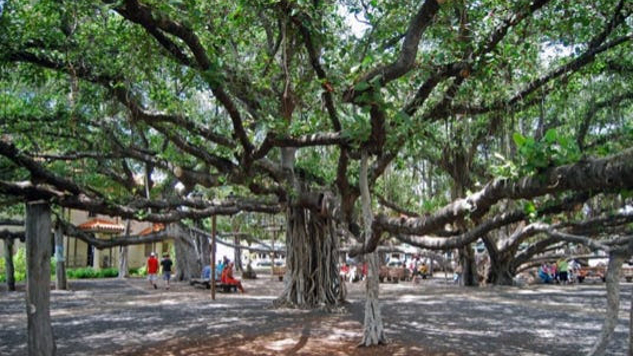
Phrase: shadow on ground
[{"left": 0, "top": 276, "right": 629, "bottom": 355}]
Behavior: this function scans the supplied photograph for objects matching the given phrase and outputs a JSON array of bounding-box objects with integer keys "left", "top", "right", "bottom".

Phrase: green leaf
[
  {"left": 512, "top": 132, "right": 526, "bottom": 147},
  {"left": 544, "top": 129, "right": 557, "bottom": 143},
  {"left": 354, "top": 81, "right": 370, "bottom": 91}
]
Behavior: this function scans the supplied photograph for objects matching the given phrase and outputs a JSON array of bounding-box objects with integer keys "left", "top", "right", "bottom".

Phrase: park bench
[
  {"left": 577, "top": 266, "right": 605, "bottom": 283},
  {"left": 379, "top": 266, "right": 410, "bottom": 283},
  {"left": 272, "top": 266, "right": 286, "bottom": 281},
  {"left": 189, "top": 278, "right": 238, "bottom": 293},
  {"left": 577, "top": 266, "right": 633, "bottom": 283}
]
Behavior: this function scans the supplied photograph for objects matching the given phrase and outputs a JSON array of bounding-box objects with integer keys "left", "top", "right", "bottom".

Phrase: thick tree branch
[
  {"left": 375, "top": 148, "right": 633, "bottom": 237},
  {"left": 345, "top": 0, "right": 440, "bottom": 102},
  {"left": 295, "top": 16, "right": 341, "bottom": 131}
]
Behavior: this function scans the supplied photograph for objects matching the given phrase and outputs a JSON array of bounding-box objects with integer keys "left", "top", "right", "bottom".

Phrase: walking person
[
  {"left": 161, "top": 253, "right": 173, "bottom": 290},
  {"left": 147, "top": 252, "right": 159, "bottom": 289}
]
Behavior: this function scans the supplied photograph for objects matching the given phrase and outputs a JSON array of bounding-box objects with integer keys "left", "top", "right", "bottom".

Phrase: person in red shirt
[
  {"left": 221, "top": 262, "right": 245, "bottom": 293},
  {"left": 147, "top": 252, "right": 159, "bottom": 289}
]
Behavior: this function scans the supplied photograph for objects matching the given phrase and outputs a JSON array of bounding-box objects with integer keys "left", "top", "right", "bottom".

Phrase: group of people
[
  {"left": 201, "top": 256, "right": 245, "bottom": 293},
  {"left": 146, "top": 252, "right": 173, "bottom": 290},
  {"left": 538, "top": 258, "right": 573, "bottom": 284},
  {"left": 340, "top": 263, "right": 367, "bottom": 282}
]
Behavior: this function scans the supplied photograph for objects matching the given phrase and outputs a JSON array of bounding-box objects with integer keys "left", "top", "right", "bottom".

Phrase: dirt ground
[{"left": 0, "top": 273, "right": 630, "bottom": 355}]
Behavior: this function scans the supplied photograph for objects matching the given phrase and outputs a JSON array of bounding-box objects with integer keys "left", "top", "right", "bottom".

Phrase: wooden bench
[
  {"left": 379, "top": 266, "right": 410, "bottom": 283},
  {"left": 189, "top": 278, "right": 238, "bottom": 293},
  {"left": 576, "top": 266, "right": 633, "bottom": 283}
]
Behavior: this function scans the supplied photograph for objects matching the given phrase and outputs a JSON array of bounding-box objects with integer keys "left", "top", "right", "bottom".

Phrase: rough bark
[
  {"left": 54, "top": 223, "right": 67, "bottom": 290},
  {"left": 359, "top": 150, "right": 386, "bottom": 346},
  {"left": 196, "top": 220, "right": 210, "bottom": 267},
  {"left": 588, "top": 251, "right": 625, "bottom": 356},
  {"left": 483, "top": 232, "right": 517, "bottom": 286},
  {"left": 174, "top": 228, "right": 200, "bottom": 281},
  {"left": 118, "top": 245, "right": 129, "bottom": 278},
  {"left": 487, "top": 257, "right": 515, "bottom": 285},
  {"left": 25, "top": 201, "right": 56, "bottom": 356},
  {"left": 459, "top": 245, "right": 479, "bottom": 287},
  {"left": 274, "top": 204, "right": 343, "bottom": 308},
  {"left": 274, "top": 146, "right": 343, "bottom": 308},
  {"left": 4, "top": 238, "right": 15, "bottom": 291},
  {"left": 362, "top": 252, "right": 385, "bottom": 345},
  {"left": 234, "top": 232, "right": 243, "bottom": 272}
]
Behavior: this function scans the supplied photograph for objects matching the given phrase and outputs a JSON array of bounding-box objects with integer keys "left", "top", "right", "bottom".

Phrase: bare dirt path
[{"left": 0, "top": 275, "right": 629, "bottom": 355}]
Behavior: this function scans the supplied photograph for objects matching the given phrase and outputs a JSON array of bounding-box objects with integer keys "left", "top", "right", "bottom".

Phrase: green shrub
[
  {"left": 0, "top": 247, "right": 29, "bottom": 282},
  {"left": 97, "top": 268, "right": 119, "bottom": 278},
  {"left": 130, "top": 265, "right": 147, "bottom": 276},
  {"left": 0, "top": 247, "right": 55, "bottom": 283},
  {"left": 67, "top": 267, "right": 97, "bottom": 279},
  {"left": 66, "top": 267, "right": 120, "bottom": 279},
  {"left": 0, "top": 257, "right": 5, "bottom": 283}
]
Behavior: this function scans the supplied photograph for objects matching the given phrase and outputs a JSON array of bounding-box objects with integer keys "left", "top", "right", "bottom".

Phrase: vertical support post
[
  {"left": 271, "top": 227, "right": 275, "bottom": 280},
  {"left": 4, "top": 238, "right": 15, "bottom": 291},
  {"left": 211, "top": 215, "right": 216, "bottom": 301},
  {"left": 118, "top": 221, "right": 131, "bottom": 279},
  {"left": 627, "top": 242, "right": 633, "bottom": 356},
  {"left": 54, "top": 222, "right": 67, "bottom": 290},
  {"left": 25, "top": 201, "right": 56, "bottom": 355}
]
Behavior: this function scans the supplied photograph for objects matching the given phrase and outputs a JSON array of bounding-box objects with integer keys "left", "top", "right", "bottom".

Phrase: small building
[
  {"left": 75, "top": 217, "right": 126, "bottom": 269},
  {"left": 0, "top": 210, "right": 173, "bottom": 271}
]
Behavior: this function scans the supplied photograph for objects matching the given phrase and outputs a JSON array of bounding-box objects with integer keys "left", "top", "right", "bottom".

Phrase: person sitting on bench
[
  {"left": 221, "top": 262, "right": 245, "bottom": 293},
  {"left": 201, "top": 265, "right": 211, "bottom": 280},
  {"left": 215, "top": 259, "right": 224, "bottom": 281}
]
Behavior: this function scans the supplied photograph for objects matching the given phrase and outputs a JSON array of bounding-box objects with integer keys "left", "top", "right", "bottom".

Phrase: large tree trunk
[
  {"left": 484, "top": 234, "right": 515, "bottom": 286},
  {"left": 54, "top": 223, "right": 67, "bottom": 290},
  {"left": 460, "top": 245, "right": 479, "bottom": 286},
  {"left": 275, "top": 205, "right": 343, "bottom": 307},
  {"left": 487, "top": 259, "right": 515, "bottom": 286},
  {"left": 362, "top": 252, "right": 385, "bottom": 345},
  {"left": 118, "top": 245, "right": 129, "bottom": 279},
  {"left": 274, "top": 148, "right": 343, "bottom": 308},
  {"left": 174, "top": 227, "right": 200, "bottom": 281},
  {"left": 196, "top": 221, "right": 210, "bottom": 267},
  {"left": 4, "top": 238, "right": 15, "bottom": 291},
  {"left": 118, "top": 221, "right": 131, "bottom": 279},
  {"left": 234, "top": 234, "right": 243, "bottom": 272},
  {"left": 25, "top": 201, "right": 56, "bottom": 356},
  {"left": 588, "top": 250, "right": 625, "bottom": 356},
  {"left": 359, "top": 150, "right": 386, "bottom": 346}
]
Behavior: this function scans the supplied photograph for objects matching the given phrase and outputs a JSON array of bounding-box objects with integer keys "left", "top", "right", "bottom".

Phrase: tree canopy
[{"left": 1, "top": 0, "right": 632, "bottom": 270}]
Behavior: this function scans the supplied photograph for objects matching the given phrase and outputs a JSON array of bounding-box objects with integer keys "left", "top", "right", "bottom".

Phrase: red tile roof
[
  {"left": 77, "top": 218, "right": 125, "bottom": 233},
  {"left": 139, "top": 223, "right": 165, "bottom": 236}
]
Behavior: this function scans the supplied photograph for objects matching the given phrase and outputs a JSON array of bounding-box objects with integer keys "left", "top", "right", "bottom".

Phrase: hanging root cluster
[{"left": 273, "top": 206, "right": 345, "bottom": 309}]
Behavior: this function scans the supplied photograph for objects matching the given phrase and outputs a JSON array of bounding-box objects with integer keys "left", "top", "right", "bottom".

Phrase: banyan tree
[{"left": 1, "top": 0, "right": 632, "bottom": 350}]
